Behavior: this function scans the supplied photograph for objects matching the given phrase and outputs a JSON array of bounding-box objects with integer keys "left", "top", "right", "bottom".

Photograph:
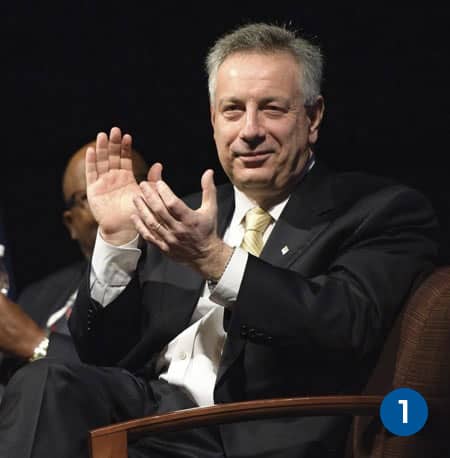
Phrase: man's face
[
  {"left": 63, "top": 155, "right": 98, "bottom": 259},
  {"left": 211, "top": 51, "right": 323, "bottom": 204}
]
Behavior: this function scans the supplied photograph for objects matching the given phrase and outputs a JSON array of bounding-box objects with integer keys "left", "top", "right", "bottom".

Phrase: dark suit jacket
[
  {"left": 71, "top": 163, "right": 438, "bottom": 457},
  {"left": 0, "top": 261, "right": 84, "bottom": 388}
]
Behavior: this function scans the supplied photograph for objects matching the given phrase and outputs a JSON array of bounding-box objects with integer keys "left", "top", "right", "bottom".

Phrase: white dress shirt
[{"left": 90, "top": 188, "right": 289, "bottom": 406}]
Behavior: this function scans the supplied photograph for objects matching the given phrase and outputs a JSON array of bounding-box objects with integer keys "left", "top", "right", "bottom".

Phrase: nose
[{"left": 239, "top": 109, "right": 266, "bottom": 148}]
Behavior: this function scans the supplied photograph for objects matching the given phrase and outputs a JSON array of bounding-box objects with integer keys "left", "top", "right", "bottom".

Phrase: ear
[
  {"left": 63, "top": 210, "right": 77, "bottom": 240},
  {"left": 306, "top": 96, "right": 325, "bottom": 145}
]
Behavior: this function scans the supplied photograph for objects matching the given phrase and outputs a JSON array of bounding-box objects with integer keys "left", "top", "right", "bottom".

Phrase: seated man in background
[
  {"left": 0, "top": 141, "right": 148, "bottom": 387},
  {"left": 0, "top": 23, "right": 439, "bottom": 458}
]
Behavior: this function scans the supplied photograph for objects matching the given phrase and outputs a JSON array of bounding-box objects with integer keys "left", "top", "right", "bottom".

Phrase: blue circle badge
[{"left": 380, "top": 387, "right": 428, "bottom": 436}]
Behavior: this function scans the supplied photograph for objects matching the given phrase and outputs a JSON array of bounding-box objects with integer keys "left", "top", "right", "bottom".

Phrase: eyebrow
[
  {"left": 218, "top": 97, "right": 242, "bottom": 109},
  {"left": 259, "top": 96, "right": 289, "bottom": 106}
]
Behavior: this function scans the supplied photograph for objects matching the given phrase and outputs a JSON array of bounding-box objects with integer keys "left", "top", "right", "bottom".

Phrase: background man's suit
[{"left": 67, "top": 162, "right": 438, "bottom": 457}]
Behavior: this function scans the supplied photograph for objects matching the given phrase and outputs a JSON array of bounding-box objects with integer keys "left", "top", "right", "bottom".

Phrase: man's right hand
[{"left": 86, "top": 127, "right": 162, "bottom": 246}]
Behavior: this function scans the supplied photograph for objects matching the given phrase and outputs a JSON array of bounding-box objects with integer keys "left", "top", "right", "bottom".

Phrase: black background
[{"left": 3, "top": 3, "right": 449, "bottom": 293}]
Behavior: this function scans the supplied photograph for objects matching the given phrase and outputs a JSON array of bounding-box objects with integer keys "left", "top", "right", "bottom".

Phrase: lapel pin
[{"left": 281, "top": 246, "right": 289, "bottom": 255}]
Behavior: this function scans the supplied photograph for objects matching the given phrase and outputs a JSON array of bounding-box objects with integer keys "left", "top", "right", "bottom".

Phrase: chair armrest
[{"left": 89, "top": 395, "right": 382, "bottom": 458}]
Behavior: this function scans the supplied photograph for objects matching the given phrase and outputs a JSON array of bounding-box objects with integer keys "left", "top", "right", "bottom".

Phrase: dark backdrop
[{"left": 3, "top": 3, "right": 449, "bottom": 293}]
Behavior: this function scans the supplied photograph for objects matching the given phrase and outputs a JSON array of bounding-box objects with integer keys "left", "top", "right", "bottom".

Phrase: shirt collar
[{"left": 232, "top": 188, "right": 288, "bottom": 226}]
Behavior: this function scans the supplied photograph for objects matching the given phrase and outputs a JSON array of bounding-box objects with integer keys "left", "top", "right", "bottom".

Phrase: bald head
[{"left": 62, "top": 140, "right": 148, "bottom": 258}]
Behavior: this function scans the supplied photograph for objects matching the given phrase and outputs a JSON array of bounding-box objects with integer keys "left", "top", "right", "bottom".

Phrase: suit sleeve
[
  {"left": 69, "top": 266, "right": 144, "bottom": 366},
  {"left": 227, "top": 186, "right": 438, "bottom": 362}
]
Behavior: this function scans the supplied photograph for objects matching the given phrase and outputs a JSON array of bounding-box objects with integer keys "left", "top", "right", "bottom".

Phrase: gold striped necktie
[{"left": 240, "top": 207, "right": 273, "bottom": 257}]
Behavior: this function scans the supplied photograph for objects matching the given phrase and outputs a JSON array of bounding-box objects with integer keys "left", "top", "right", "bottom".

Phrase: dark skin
[
  {"left": 0, "top": 144, "right": 148, "bottom": 360},
  {"left": 0, "top": 295, "right": 45, "bottom": 359}
]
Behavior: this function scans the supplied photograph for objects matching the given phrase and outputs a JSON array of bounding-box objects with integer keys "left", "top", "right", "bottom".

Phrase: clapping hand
[
  {"left": 86, "top": 127, "right": 162, "bottom": 245},
  {"left": 131, "top": 170, "right": 233, "bottom": 280}
]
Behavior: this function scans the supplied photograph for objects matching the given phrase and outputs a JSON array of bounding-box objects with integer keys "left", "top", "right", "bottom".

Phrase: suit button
[
  {"left": 265, "top": 335, "right": 273, "bottom": 344},
  {"left": 240, "top": 324, "right": 248, "bottom": 337},
  {"left": 248, "top": 328, "right": 257, "bottom": 338}
]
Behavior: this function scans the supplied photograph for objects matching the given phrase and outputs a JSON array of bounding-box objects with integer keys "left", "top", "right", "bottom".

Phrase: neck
[{"left": 244, "top": 187, "right": 292, "bottom": 210}]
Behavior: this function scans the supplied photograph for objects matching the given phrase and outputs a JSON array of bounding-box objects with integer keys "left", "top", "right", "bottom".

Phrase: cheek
[
  {"left": 79, "top": 214, "right": 98, "bottom": 233},
  {"left": 282, "top": 125, "right": 308, "bottom": 156},
  {"left": 214, "top": 126, "right": 236, "bottom": 163},
  {"left": 214, "top": 120, "right": 240, "bottom": 145},
  {"left": 217, "top": 150, "right": 233, "bottom": 180}
]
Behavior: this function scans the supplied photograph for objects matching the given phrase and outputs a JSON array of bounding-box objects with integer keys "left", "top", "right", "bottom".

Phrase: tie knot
[{"left": 243, "top": 207, "right": 272, "bottom": 233}]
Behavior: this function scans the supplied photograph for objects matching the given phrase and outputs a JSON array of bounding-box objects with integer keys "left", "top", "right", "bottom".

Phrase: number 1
[{"left": 398, "top": 399, "right": 408, "bottom": 423}]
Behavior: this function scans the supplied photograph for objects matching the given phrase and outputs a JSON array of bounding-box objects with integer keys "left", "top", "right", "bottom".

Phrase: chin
[
  {"left": 233, "top": 169, "right": 274, "bottom": 189},
  {"left": 235, "top": 178, "right": 272, "bottom": 193}
]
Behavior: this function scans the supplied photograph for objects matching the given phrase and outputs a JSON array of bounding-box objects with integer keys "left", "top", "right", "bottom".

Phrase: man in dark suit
[
  {"left": 0, "top": 143, "right": 148, "bottom": 384},
  {"left": 0, "top": 23, "right": 439, "bottom": 458}
]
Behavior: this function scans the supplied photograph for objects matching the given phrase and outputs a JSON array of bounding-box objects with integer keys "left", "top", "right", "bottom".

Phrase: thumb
[
  {"left": 201, "top": 169, "right": 217, "bottom": 211},
  {"left": 148, "top": 162, "right": 163, "bottom": 183}
]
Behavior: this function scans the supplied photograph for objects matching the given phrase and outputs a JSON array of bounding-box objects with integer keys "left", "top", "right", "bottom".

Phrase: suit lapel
[
  {"left": 216, "top": 184, "right": 235, "bottom": 238},
  {"left": 260, "top": 162, "right": 336, "bottom": 268}
]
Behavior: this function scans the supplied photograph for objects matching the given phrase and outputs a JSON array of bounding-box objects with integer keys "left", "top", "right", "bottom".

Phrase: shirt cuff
[
  {"left": 209, "top": 247, "right": 248, "bottom": 308},
  {"left": 90, "top": 230, "right": 142, "bottom": 306}
]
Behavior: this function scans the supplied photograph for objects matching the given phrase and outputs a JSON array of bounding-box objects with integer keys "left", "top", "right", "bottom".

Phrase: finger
[
  {"left": 120, "top": 133, "right": 133, "bottom": 172},
  {"left": 85, "top": 146, "right": 98, "bottom": 185},
  {"left": 155, "top": 180, "right": 190, "bottom": 221},
  {"left": 200, "top": 169, "right": 217, "bottom": 212},
  {"left": 131, "top": 214, "right": 169, "bottom": 253},
  {"left": 132, "top": 196, "right": 172, "bottom": 244},
  {"left": 140, "top": 181, "right": 179, "bottom": 228},
  {"left": 96, "top": 132, "right": 109, "bottom": 176},
  {"left": 133, "top": 195, "right": 159, "bottom": 230},
  {"left": 148, "top": 163, "right": 163, "bottom": 184},
  {"left": 108, "top": 127, "right": 122, "bottom": 170}
]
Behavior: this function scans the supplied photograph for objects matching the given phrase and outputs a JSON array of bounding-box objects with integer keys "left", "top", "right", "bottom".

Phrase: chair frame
[{"left": 89, "top": 395, "right": 382, "bottom": 458}]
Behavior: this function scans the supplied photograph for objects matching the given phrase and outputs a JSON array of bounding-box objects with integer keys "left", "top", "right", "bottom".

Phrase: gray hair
[{"left": 205, "top": 23, "right": 323, "bottom": 106}]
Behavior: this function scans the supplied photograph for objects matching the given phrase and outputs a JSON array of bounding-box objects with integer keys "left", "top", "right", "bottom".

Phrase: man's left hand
[{"left": 131, "top": 169, "right": 233, "bottom": 280}]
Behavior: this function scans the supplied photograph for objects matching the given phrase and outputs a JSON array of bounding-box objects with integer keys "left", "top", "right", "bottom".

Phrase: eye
[
  {"left": 263, "top": 105, "right": 285, "bottom": 118},
  {"left": 223, "top": 104, "right": 242, "bottom": 111},
  {"left": 222, "top": 104, "right": 244, "bottom": 120}
]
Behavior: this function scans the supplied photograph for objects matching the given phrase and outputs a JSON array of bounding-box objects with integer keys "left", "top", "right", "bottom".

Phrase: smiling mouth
[{"left": 235, "top": 151, "right": 273, "bottom": 166}]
